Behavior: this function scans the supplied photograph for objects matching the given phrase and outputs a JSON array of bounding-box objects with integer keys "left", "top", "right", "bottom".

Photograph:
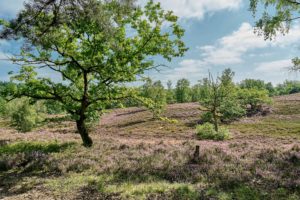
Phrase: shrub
[
  {"left": 237, "top": 88, "right": 272, "bottom": 113},
  {"left": 7, "top": 98, "right": 45, "bottom": 132},
  {"left": 196, "top": 123, "right": 230, "bottom": 141},
  {"left": 200, "top": 112, "right": 213, "bottom": 123},
  {"left": 0, "top": 97, "right": 6, "bottom": 116},
  {"left": 11, "top": 103, "right": 38, "bottom": 132}
]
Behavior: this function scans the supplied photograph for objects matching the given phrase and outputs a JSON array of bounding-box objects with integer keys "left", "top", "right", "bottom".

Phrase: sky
[{"left": 0, "top": 0, "right": 299, "bottom": 86}]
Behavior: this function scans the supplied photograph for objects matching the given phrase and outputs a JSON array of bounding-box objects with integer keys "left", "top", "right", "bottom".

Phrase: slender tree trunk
[
  {"left": 213, "top": 110, "right": 218, "bottom": 132},
  {"left": 76, "top": 118, "right": 93, "bottom": 147}
]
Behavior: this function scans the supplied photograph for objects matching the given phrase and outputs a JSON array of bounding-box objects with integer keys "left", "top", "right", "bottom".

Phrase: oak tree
[
  {"left": 0, "top": 0, "right": 187, "bottom": 147},
  {"left": 250, "top": 0, "right": 300, "bottom": 71}
]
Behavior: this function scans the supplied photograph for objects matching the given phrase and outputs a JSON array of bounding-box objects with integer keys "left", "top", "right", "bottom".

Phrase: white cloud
[
  {"left": 165, "top": 22, "right": 300, "bottom": 84},
  {"left": 164, "top": 59, "right": 208, "bottom": 82},
  {"left": 199, "top": 22, "right": 300, "bottom": 66},
  {"left": 0, "top": 0, "right": 25, "bottom": 17},
  {"left": 199, "top": 23, "right": 267, "bottom": 65},
  {"left": 255, "top": 59, "right": 292, "bottom": 73},
  {"left": 140, "top": 0, "right": 242, "bottom": 20}
]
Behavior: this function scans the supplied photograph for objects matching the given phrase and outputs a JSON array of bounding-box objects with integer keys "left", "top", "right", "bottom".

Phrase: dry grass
[{"left": 0, "top": 94, "right": 300, "bottom": 199}]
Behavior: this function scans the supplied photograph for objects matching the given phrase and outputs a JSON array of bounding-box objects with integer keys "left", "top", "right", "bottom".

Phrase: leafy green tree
[
  {"left": 166, "top": 80, "right": 176, "bottom": 104},
  {"left": 191, "top": 83, "right": 202, "bottom": 102},
  {"left": 0, "top": 0, "right": 187, "bottom": 147},
  {"left": 200, "top": 69, "right": 245, "bottom": 131},
  {"left": 141, "top": 78, "right": 166, "bottom": 118},
  {"left": 240, "top": 79, "right": 266, "bottom": 90},
  {"left": 265, "top": 82, "right": 276, "bottom": 96},
  {"left": 175, "top": 78, "right": 191, "bottom": 103},
  {"left": 276, "top": 80, "right": 300, "bottom": 95},
  {"left": 249, "top": 0, "right": 300, "bottom": 71},
  {"left": 237, "top": 88, "right": 272, "bottom": 114},
  {"left": 0, "top": 97, "right": 5, "bottom": 116}
]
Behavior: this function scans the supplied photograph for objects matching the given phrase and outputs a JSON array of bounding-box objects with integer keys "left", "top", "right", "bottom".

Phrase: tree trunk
[
  {"left": 213, "top": 110, "right": 218, "bottom": 132},
  {"left": 76, "top": 119, "right": 93, "bottom": 147}
]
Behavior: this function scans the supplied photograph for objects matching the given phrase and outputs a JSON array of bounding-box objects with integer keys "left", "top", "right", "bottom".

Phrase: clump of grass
[
  {"left": 46, "top": 173, "right": 98, "bottom": 194},
  {"left": 104, "top": 181, "right": 198, "bottom": 200},
  {"left": 0, "top": 141, "right": 75, "bottom": 155},
  {"left": 196, "top": 123, "right": 230, "bottom": 141}
]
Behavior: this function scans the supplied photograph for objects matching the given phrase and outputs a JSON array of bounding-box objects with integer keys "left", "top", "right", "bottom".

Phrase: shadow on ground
[{"left": 0, "top": 141, "right": 75, "bottom": 199}]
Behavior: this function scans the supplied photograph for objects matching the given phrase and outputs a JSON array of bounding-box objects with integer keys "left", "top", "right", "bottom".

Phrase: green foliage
[
  {"left": 0, "top": 141, "right": 74, "bottom": 155},
  {"left": 44, "top": 100, "right": 65, "bottom": 114},
  {"left": 140, "top": 78, "right": 167, "bottom": 119},
  {"left": 196, "top": 123, "right": 230, "bottom": 141},
  {"left": 219, "top": 97, "right": 246, "bottom": 122},
  {"left": 200, "top": 69, "right": 244, "bottom": 131},
  {"left": 175, "top": 78, "right": 191, "bottom": 103},
  {"left": 0, "top": 97, "right": 6, "bottom": 116},
  {"left": 276, "top": 80, "right": 300, "bottom": 95},
  {"left": 0, "top": 0, "right": 187, "bottom": 146},
  {"left": 159, "top": 117, "right": 178, "bottom": 124},
  {"left": 166, "top": 80, "right": 176, "bottom": 104},
  {"left": 249, "top": 0, "right": 300, "bottom": 72},
  {"left": 6, "top": 98, "right": 45, "bottom": 132},
  {"left": 200, "top": 112, "right": 213, "bottom": 123},
  {"left": 172, "top": 185, "right": 199, "bottom": 200},
  {"left": 240, "top": 79, "right": 266, "bottom": 90},
  {"left": 238, "top": 88, "right": 272, "bottom": 113}
]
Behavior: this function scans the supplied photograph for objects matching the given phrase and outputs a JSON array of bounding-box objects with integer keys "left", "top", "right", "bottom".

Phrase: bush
[
  {"left": 196, "top": 123, "right": 230, "bottom": 141},
  {"left": 7, "top": 98, "right": 45, "bottom": 132},
  {"left": 0, "top": 97, "right": 6, "bottom": 116},
  {"left": 11, "top": 103, "right": 39, "bottom": 132},
  {"left": 200, "top": 112, "right": 213, "bottom": 123}
]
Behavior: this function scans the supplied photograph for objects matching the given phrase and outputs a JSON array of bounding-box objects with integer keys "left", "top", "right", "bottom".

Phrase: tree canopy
[
  {"left": 250, "top": 0, "right": 300, "bottom": 71},
  {"left": 0, "top": 0, "right": 187, "bottom": 147}
]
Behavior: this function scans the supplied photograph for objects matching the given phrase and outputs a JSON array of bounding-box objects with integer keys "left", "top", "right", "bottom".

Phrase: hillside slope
[{"left": 0, "top": 93, "right": 300, "bottom": 199}]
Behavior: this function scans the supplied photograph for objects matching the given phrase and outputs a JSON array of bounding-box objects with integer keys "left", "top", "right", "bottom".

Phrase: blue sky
[{"left": 0, "top": 0, "right": 299, "bottom": 86}]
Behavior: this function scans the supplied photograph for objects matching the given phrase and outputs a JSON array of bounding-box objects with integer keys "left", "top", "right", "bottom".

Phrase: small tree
[
  {"left": 0, "top": 0, "right": 187, "bottom": 147},
  {"left": 141, "top": 78, "right": 166, "bottom": 118},
  {"left": 240, "top": 79, "right": 266, "bottom": 90},
  {"left": 237, "top": 88, "right": 272, "bottom": 114},
  {"left": 166, "top": 80, "right": 176, "bottom": 104},
  {"left": 200, "top": 69, "right": 245, "bottom": 131},
  {"left": 175, "top": 78, "right": 191, "bottom": 103},
  {"left": 6, "top": 98, "right": 46, "bottom": 132}
]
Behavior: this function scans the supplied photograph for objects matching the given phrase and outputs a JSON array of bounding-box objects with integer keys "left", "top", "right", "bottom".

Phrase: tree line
[{"left": 1, "top": 68, "right": 298, "bottom": 139}]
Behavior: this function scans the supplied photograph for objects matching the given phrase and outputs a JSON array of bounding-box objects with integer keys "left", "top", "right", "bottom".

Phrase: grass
[
  {"left": 46, "top": 173, "right": 199, "bottom": 200},
  {"left": 229, "top": 117, "right": 300, "bottom": 138},
  {"left": 0, "top": 141, "right": 75, "bottom": 155},
  {"left": 104, "top": 181, "right": 198, "bottom": 200},
  {"left": 45, "top": 173, "right": 98, "bottom": 194}
]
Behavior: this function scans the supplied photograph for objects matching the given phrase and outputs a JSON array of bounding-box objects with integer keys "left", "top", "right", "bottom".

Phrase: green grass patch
[
  {"left": 104, "top": 181, "right": 198, "bottom": 200},
  {"left": 0, "top": 141, "right": 75, "bottom": 155},
  {"left": 46, "top": 173, "right": 97, "bottom": 193},
  {"left": 274, "top": 101, "right": 300, "bottom": 115},
  {"left": 229, "top": 117, "right": 300, "bottom": 138}
]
